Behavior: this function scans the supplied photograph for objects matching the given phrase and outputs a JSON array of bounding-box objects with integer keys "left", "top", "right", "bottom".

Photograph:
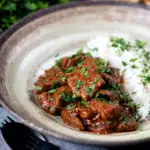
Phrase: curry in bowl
[{"left": 33, "top": 36, "right": 149, "bottom": 134}]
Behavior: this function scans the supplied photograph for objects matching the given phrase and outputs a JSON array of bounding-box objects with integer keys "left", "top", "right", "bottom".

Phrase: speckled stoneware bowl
[{"left": 0, "top": 1, "right": 150, "bottom": 146}]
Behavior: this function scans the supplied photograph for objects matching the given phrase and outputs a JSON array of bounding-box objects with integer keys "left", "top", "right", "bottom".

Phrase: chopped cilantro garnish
[
  {"left": 35, "top": 85, "right": 42, "bottom": 91},
  {"left": 135, "top": 40, "right": 147, "bottom": 49},
  {"left": 84, "top": 71, "right": 90, "bottom": 78},
  {"left": 86, "top": 87, "right": 92, "bottom": 95},
  {"left": 49, "top": 98, "right": 55, "bottom": 101},
  {"left": 60, "top": 92, "right": 76, "bottom": 103},
  {"left": 96, "top": 97, "right": 108, "bottom": 103},
  {"left": 95, "top": 92, "right": 99, "bottom": 98},
  {"left": 54, "top": 65, "right": 59, "bottom": 69},
  {"left": 109, "top": 37, "right": 149, "bottom": 86},
  {"left": 122, "top": 117, "right": 128, "bottom": 125},
  {"left": 72, "top": 92, "right": 77, "bottom": 98},
  {"left": 113, "top": 71, "right": 118, "bottom": 77},
  {"left": 80, "top": 101, "right": 87, "bottom": 106},
  {"left": 55, "top": 59, "right": 61, "bottom": 65},
  {"left": 131, "top": 64, "right": 138, "bottom": 69},
  {"left": 66, "top": 104, "right": 76, "bottom": 111},
  {"left": 145, "top": 76, "right": 150, "bottom": 83},
  {"left": 135, "top": 104, "right": 140, "bottom": 110},
  {"left": 112, "top": 83, "right": 117, "bottom": 89},
  {"left": 76, "top": 80, "right": 84, "bottom": 89},
  {"left": 95, "top": 97, "right": 108, "bottom": 103},
  {"left": 126, "top": 102, "right": 134, "bottom": 107},
  {"left": 102, "top": 98, "right": 108, "bottom": 103},
  {"left": 131, "top": 117, "right": 136, "bottom": 122},
  {"left": 51, "top": 81, "right": 57, "bottom": 89},
  {"left": 95, "top": 58, "right": 105, "bottom": 66},
  {"left": 65, "top": 66, "right": 73, "bottom": 73},
  {"left": 85, "top": 52, "right": 92, "bottom": 57},
  {"left": 93, "top": 78, "right": 99, "bottom": 84},
  {"left": 130, "top": 58, "right": 137, "bottom": 62},
  {"left": 95, "top": 97, "right": 101, "bottom": 100},
  {"left": 121, "top": 61, "right": 127, "bottom": 66},
  {"left": 131, "top": 91, "right": 136, "bottom": 95},
  {"left": 101, "top": 66, "right": 111, "bottom": 73},
  {"left": 48, "top": 89, "right": 57, "bottom": 94},
  {"left": 86, "top": 78, "right": 99, "bottom": 94},
  {"left": 80, "top": 67, "right": 87, "bottom": 74},
  {"left": 77, "top": 61, "right": 83, "bottom": 67},
  {"left": 91, "top": 48, "right": 98, "bottom": 52},
  {"left": 77, "top": 48, "right": 83, "bottom": 54},
  {"left": 109, "top": 36, "right": 131, "bottom": 52},
  {"left": 142, "top": 75, "right": 150, "bottom": 86},
  {"left": 61, "top": 76, "right": 66, "bottom": 82}
]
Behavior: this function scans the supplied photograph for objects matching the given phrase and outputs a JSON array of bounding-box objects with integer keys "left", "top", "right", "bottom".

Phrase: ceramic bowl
[{"left": 0, "top": 1, "right": 150, "bottom": 146}]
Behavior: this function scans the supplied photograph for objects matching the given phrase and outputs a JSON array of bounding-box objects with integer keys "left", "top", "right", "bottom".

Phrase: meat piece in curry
[{"left": 34, "top": 52, "right": 138, "bottom": 134}]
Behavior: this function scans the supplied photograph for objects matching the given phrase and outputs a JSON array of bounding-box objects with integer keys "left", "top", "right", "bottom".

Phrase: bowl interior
[{"left": 1, "top": 2, "right": 150, "bottom": 145}]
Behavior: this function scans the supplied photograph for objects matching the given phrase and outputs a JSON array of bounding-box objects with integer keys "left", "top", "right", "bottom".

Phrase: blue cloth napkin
[{"left": 0, "top": 107, "right": 106, "bottom": 150}]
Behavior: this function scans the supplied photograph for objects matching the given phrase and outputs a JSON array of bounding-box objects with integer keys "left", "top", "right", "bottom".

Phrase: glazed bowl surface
[{"left": 0, "top": 1, "right": 150, "bottom": 146}]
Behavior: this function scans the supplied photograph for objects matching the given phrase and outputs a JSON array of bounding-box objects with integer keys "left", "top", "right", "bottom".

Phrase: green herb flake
[
  {"left": 84, "top": 71, "right": 90, "bottom": 78},
  {"left": 144, "top": 76, "right": 150, "bottom": 84},
  {"left": 85, "top": 52, "right": 92, "bottom": 57},
  {"left": 92, "top": 48, "right": 98, "bottom": 52},
  {"left": 76, "top": 80, "right": 84, "bottom": 89},
  {"left": 48, "top": 89, "right": 57, "bottom": 94},
  {"left": 131, "top": 64, "right": 138, "bottom": 69},
  {"left": 121, "top": 61, "right": 127, "bottom": 66},
  {"left": 135, "top": 40, "right": 147, "bottom": 49},
  {"left": 109, "top": 36, "right": 131, "bottom": 52},
  {"left": 101, "top": 66, "right": 111, "bottom": 73},
  {"left": 122, "top": 117, "right": 128, "bottom": 125},
  {"left": 112, "top": 83, "right": 117, "bottom": 89},
  {"left": 85, "top": 87, "right": 92, "bottom": 95},
  {"left": 102, "top": 98, "right": 108, "bottom": 103},
  {"left": 80, "top": 101, "right": 87, "bottom": 106},
  {"left": 130, "top": 58, "right": 137, "bottom": 62},
  {"left": 135, "top": 104, "right": 140, "bottom": 110},
  {"left": 95, "top": 92, "right": 99, "bottom": 98},
  {"left": 60, "top": 92, "right": 76, "bottom": 103},
  {"left": 144, "top": 51, "right": 150, "bottom": 59},
  {"left": 95, "top": 97, "right": 101, "bottom": 100},
  {"left": 66, "top": 104, "right": 76, "bottom": 111},
  {"left": 126, "top": 102, "right": 134, "bottom": 107},
  {"left": 96, "top": 58, "right": 105, "bottom": 66},
  {"left": 77, "top": 48, "right": 83, "bottom": 54},
  {"left": 131, "top": 91, "right": 136, "bottom": 95},
  {"left": 93, "top": 78, "right": 99, "bottom": 84},
  {"left": 65, "top": 66, "right": 73, "bottom": 73},
  {"left": 54, "top": 65, "right": 59, "bottom": 69},
  {"left": 80, "top": 67, "right": 87, "bottom": 74},
  {"left": 35, "top": 85, "right": 42, "bottom": 91},
  {"left": 49, "top": 98, "right": 55, "bottom": 101},
  {"left": 77, "top": 61, "right": 83, "bottom": 67},
  {"left": 55, "top": 59, "right": 61, "bottom": 65},
  {"left": 72, "top": 92, "right": 77, "bottom": 99},
  {"left": 131, "top": 117, "right": 136, "bottom": 122},
  {"left": 61, "top": 76, "right": 66, "bottom": 82},
  {"left": 51, "top": 81, "right": 57, "bottom": 89}
]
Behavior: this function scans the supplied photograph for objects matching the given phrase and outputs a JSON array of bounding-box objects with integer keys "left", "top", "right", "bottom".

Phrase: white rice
[{"left": 83, "top": 36, "right": 150, "bottom": 120}]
